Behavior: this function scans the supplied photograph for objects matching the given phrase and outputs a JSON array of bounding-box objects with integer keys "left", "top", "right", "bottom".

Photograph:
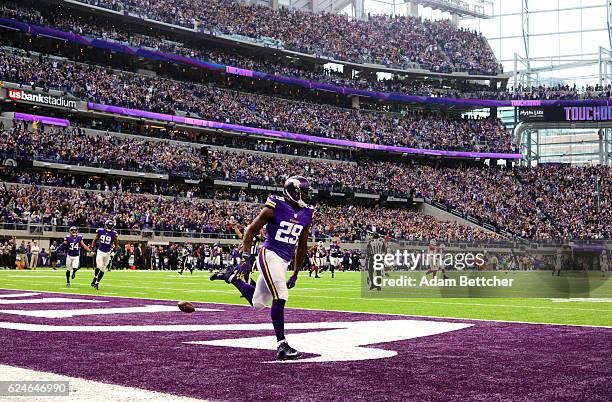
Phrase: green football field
[{"left": 1, "top": 268, "right": 611, "bottom": 327}]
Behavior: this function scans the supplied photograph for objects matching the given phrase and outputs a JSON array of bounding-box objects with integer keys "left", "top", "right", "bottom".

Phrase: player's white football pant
[
  {"left": 66, "top": 255, "right": 80, "bottom": 270},
  {"left": 96, "top": 251, "right": 111, "bottom": 272},
  {"left": 253, "top": 247, "right": 289, "bottom": 310}
]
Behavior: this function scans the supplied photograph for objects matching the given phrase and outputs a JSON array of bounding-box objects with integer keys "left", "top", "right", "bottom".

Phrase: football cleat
[
  {"left": 92, "top": 283, "right": 99, "bottom": 290},
  {"left": 222, "top": 264, "right": 240, "bottom": 283},
  {"left": 277, "top": 341, "right": 301, "bottom": 361},
  {"left": 209, "top": 271, "right": 225, "bottom": 281},
  {"left": 66, "top": 283, "right": 70, "bottom": 287},
  {"left": 71, "top": 271, "right": 76, "bottom": 280}
]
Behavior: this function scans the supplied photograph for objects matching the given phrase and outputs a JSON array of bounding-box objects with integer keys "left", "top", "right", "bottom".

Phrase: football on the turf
[{"left": 177, "top": 301, "right": 195, "bottom": 313}]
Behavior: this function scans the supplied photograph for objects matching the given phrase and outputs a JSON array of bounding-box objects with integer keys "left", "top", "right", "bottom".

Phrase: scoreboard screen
[{"left": 518, "top": 106, "right": 612, "bottom": 122}]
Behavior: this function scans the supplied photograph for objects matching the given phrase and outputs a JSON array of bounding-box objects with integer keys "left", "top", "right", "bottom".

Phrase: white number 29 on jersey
[{"left": 275, "top": 222, "right": 304, "bottom": 245}]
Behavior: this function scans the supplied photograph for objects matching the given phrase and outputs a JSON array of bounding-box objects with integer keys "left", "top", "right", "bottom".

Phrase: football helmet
[
  {"left": 104, "top": 219, "right": 116, "bottom": 231},
  {"left": 283, "top": 175, "right": 311, "bottom": 208},
  {"left": 69, "top": 226, "right": 78, "bottom": 236}
]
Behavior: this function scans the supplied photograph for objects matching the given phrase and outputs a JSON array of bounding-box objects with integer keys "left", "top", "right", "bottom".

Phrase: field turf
[{"left": 1, "top": 268, "right": 611, "bottom": 327}]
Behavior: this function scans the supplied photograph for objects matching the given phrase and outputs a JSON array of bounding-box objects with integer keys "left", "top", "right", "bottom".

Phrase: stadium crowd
[
  {"left": 3, "top": 4, "right": 612, "bottom": 101},
  {"left": 0, "top": 124, "right": 438, "bottom": 196},
  {"left": 0, "top": 124, "right": 411, "bottom": 193},
  {"left": 313, "top": 204, "right": 496, "bottom": 241},
  {"left": 0, "top": 4, "right": 609, "bottom": 241},
  {"left": 516, "top": 165, "right": 611, "bottom": 239},
  {"left": 0, "top": 156, "right": 610, "bottom": 240},
  {"left": 0, "top": 126, "right": 206, "bottom": 178},
  {"left": 63, "top": 0, "right": 501, "bottom": 74},
  {"left": 413, "top": 164, "right": 611, "bottom": 240},
  {"left": 0, "top": 168, "right": 263, "bottom": 202},
  {"left": 1, "top": 117, "right": 610, "bottom": 240},
  {"left": 0, "top": 51, "right": 515, "bottom": 152},
  {"left": 0, "top": 183, "right": 496, "bottom": 241},
  {"left": 80, "top": 121, "right": 354, "bottom": 162},
  {"left": 0, "top": 4, "right": 494, "bottom": 95}
]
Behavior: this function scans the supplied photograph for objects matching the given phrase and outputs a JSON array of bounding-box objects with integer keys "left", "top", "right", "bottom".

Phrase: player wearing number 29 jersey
[
  {"left": 262, "top": 195, "right": 315, "bottom": 261},
  {"left": 210, "top": 175, "right": 315, "bottom": 361}
]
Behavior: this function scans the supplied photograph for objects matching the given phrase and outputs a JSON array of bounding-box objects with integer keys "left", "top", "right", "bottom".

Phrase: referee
[{"left": 366, "top": 232, "right": 386, "bottom": 291}]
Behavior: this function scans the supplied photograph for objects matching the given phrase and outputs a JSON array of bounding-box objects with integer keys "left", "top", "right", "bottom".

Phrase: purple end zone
[{"left": 0, "top": 289, "right": 610, "bottom": 401}]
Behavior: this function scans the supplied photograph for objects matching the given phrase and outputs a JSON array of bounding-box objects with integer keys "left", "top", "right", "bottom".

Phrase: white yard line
[
  {"left": 0, "top": 292, "right": 40, "bottom": 298},
  {"left": 0, "top": 364, "right": 206, "bottom": 402}
]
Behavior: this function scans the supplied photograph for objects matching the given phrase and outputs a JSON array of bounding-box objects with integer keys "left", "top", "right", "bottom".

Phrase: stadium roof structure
[
  {"left": 256, "top": 0, "right": 493, "bottom": 20},
  {"left": 407, "top": 0, "right": 494, "bottom": 19}
]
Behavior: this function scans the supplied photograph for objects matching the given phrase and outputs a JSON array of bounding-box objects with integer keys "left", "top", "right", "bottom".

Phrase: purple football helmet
[
  {"left": 283, "top": 175, "right": 311, "bottom": 208},
  {"left": 104, "top": 219, "right": 116, "bottom": 231}
]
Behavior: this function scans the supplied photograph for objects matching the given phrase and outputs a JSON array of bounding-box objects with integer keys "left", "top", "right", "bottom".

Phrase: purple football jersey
[
  {"left": 65, "top": 234, "right": 83, "bottom": 257},
  {"left": 330, "top": 244, "right": 341, "bottom": 257},
  {"left": 96, "top": 228, "right": 117, "bottom": 253},
  {"left": 262, "top": 195, "right": 315, "bottom": 261}
]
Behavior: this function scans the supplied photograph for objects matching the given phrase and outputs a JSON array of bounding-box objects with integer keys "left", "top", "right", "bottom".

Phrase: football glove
[
  {"left": 287, "top": 274, "right": 298, "bottom": 289},
  {"left": 237, "top": 252, "right": 252, "bottom": 275}
]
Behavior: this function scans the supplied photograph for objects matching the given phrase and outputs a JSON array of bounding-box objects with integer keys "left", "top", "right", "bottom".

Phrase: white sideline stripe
[
  {"left": 0, "top": 305, "right": 222, "bottom": 318},
  {"left": 5, "top": 275, "right": 60, "bottom": 278},
  {"left": 0, "top": 364, "right": 207, "bottom": 402},
  {"left": 301, "top": 294, "right": 612, "bottom": 313},
  {"left": 550, "top": 298, "right": 612, "bottom": 303},
  {"left": 9, "top": 278, "right": 612, "bottom": 298},
  {"left": 0, "top": 297, "right": 104, "bottom": 305},
  {"left": 0, "top": 280, "right": 239, "bottom": 295},
  {"left": 0, "top": 287, "right": 610, "bottom": 329},
  {"left": 0, "top": 292, "right": 40, "bottom": 298}
]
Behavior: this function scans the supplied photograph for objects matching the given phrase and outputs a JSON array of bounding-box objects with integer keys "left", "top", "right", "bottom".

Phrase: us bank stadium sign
[
  {"left": 519, "top": 105, "right": 612, "bottom": 122},
  {"left": 5, "top": 88, "right": 77, "bottom": 109}
]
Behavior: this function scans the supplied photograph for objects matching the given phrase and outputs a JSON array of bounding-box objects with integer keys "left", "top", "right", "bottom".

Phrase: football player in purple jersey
[
  {"left": 202, "top": 244, "right": 212, "bottom": 271},
  {"left": 329, "top": 240, "right": 342, "bottom": 278},
  {"left": 59, "top": 226, "right": 91, "bottom": 287},
  {"left": 90, "top": 219, "right": 119, "bottom": 290},
  {"left": 211, "top": 176, "right": 315, "bottom": 360}
]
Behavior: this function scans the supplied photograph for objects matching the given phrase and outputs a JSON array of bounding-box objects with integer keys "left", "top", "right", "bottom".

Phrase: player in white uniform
[
  {"left": 315, "top": 241, "right": 326, "bottom": 271},
  {"left": 212, "top": 243, "right": 222, "bottom": 270},
  {"left": 424, "top": 239, "right": 442, "bottom": 278}
]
